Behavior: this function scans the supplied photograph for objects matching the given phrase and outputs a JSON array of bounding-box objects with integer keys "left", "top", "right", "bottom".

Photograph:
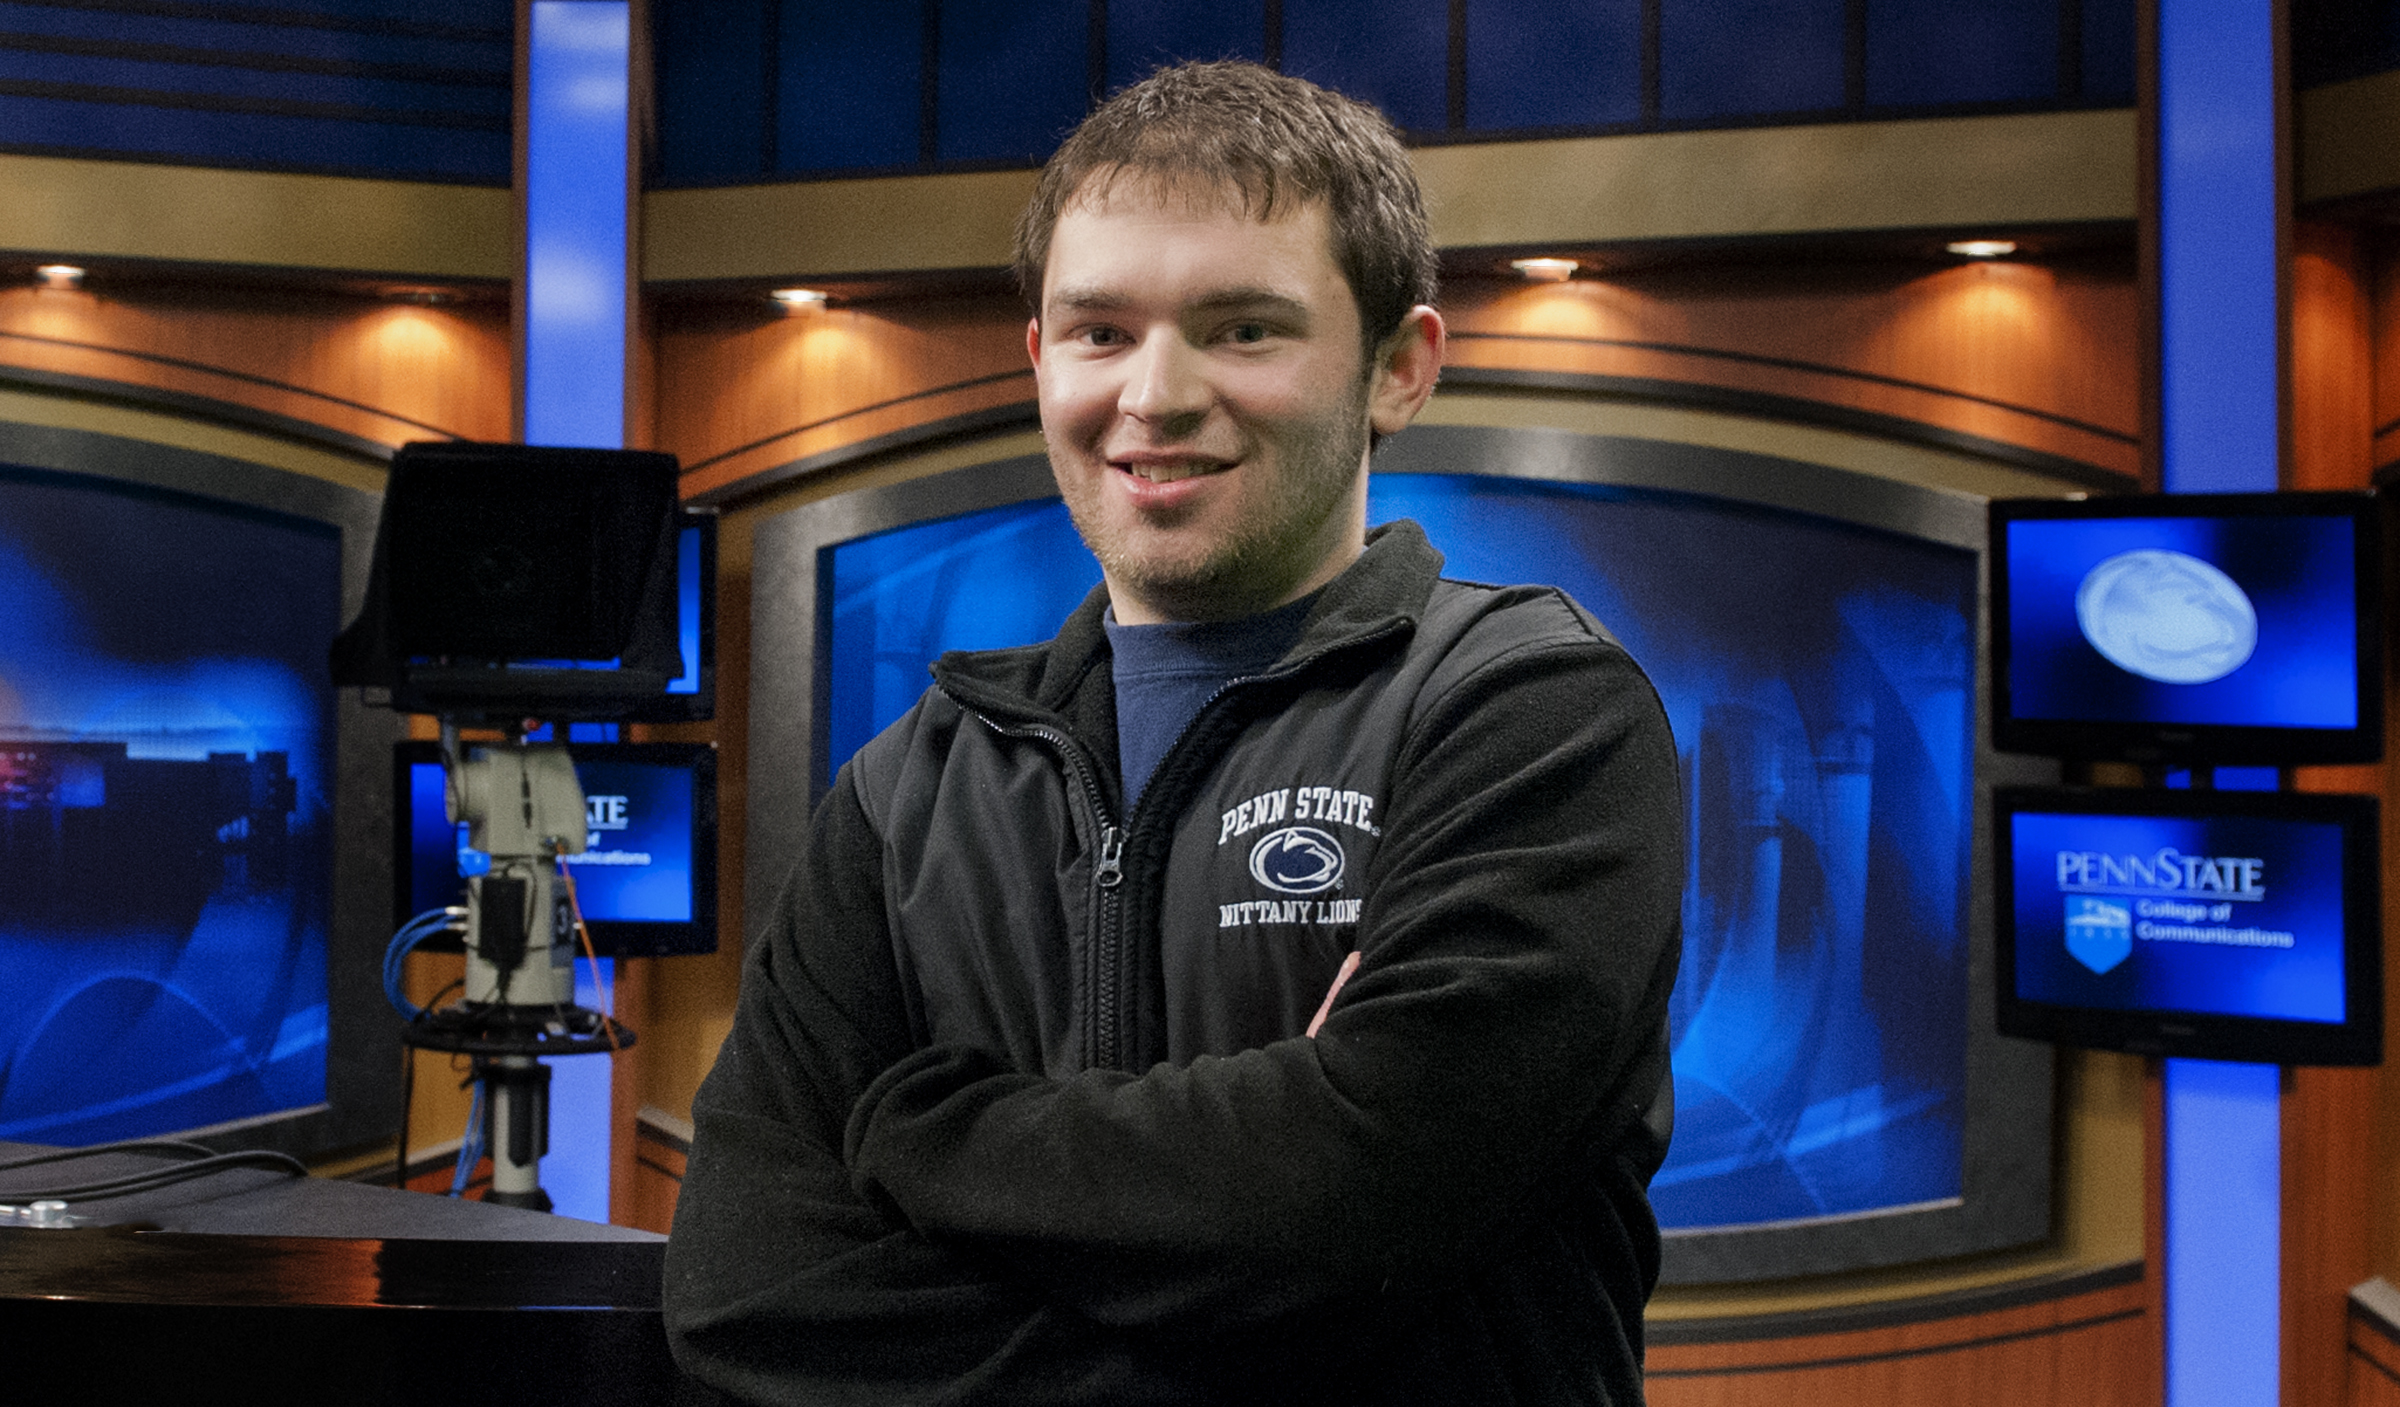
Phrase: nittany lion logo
[{"left": 1249, "top": 826, "right": 1344, "bottom": 895}]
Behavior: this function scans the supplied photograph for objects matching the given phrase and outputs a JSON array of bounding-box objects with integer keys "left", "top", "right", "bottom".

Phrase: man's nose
[{"left": 1120, "top": 335, "right": 1209, "bottom": 429}]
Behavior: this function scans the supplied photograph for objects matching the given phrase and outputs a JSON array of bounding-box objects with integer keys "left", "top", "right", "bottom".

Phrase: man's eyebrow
[
  {"left": 1042, "top": 286, "right": 1314, "bottom": 320},
  {"left": 1188, "top": 288, "right": 1312, "bottom": 319},
  {"left": 1044, "top": 285, "right": 1132, "bottom": 314}
]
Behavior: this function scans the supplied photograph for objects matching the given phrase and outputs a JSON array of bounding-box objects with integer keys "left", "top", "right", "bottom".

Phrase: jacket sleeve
[
  {"left": 663, "top": 768, "right": 1225, "bottom": 1405},
  {"left": 843, "top": 633, "right": 1685, "bottom": 1333}
]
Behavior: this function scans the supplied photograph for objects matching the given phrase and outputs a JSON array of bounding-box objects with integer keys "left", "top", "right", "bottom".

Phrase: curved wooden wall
[
  {"left": 1647, "top": 1272, "right": 2151, "bottom": 1405},
  {"left": 0, "top": 279, "right": 512, "bottom": 460},
  {"left": 1439, "top": 259, "right": 2140, "bottom": 481},
  {"left": 652, "top": 289, "right": 1033, "bottom": 502},
  {"left": 2354, "top": 1286, "right": 2400, "bottom": 1407},
  {"left": 649, "top": 251, "right": 2142, "bottom": 502}
]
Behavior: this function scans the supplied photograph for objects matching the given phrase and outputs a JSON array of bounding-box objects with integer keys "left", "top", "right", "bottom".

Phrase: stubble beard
[{"left": 1055, "top": 378, "right": 1373, "bottom": 623}]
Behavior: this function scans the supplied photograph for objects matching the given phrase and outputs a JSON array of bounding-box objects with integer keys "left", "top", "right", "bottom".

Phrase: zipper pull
[{"left": 1094, "top": 825, "right": 1124, "bottom": 889}]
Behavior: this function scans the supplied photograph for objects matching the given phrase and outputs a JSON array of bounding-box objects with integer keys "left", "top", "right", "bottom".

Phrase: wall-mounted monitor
[
  {"left": 1990, "top": 491, "right": 2381, "bottom": 765},
  {"left": 395, "top": 741, "right": 718, "bottom": 958},
  {"left": 0, "top": 437, "right": 394, "bottom": 1159},
  {"left": 1996, "top": 785, "right": 2381, "bottom": 1065},
  {"left": 754, "top": 425, "right": 2056, "bottom": 1285}
]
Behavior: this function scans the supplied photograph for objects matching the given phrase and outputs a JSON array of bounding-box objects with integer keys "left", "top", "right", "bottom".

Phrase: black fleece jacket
[{"left": 665, "top": 520, "right": 1685, "bottom": 1406}]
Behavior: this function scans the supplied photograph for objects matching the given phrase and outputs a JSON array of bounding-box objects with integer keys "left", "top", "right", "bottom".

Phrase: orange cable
[{"left": 557, "top": 863, "right": 622, "bottom": 1052}]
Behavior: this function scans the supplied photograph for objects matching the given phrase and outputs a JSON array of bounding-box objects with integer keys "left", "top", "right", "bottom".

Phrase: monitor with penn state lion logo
[{"left": 1989, "top": 490, "right": 2382, "bottom": 766}]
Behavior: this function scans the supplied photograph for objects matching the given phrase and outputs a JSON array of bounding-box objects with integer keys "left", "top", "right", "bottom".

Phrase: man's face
[{"left": 1029, "top": 182, "right": 1432, "bottom": 624}]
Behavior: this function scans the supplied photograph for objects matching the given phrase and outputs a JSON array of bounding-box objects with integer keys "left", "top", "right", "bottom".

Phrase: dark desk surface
[
  {"left": 0, "top": 1142, "right": 685, "bottom": 1406},
  {"left": 0, "top": 1139, "right": 666, "bottom": 1242}
]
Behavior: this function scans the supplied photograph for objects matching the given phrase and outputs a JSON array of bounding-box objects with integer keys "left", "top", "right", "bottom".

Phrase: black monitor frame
[
  {"left": 1988, "top": 490, "right": 2383, "bottom": 766},
  {"left": 393, "top": 740, "right": 719, "bottom": 959},
  {"left": 0, "top": 422, "right": 399, "bottom": 1161},
  {"left": 620, "top": 509, "right": 718, "bottom": 725},
  {"left": 1994, "top": 784, "right": 2382, "bottom": 1066},
  {"left": 333, "top": 443, "right": 717, "bottom": 724}
]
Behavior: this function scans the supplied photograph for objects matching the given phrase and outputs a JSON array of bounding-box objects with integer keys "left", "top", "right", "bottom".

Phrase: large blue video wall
[
  {"left": 0, "top": 464, "right": 337, "bottom": 1145},
  {"left": 825, "top": 471, "right": 1975, "bottom": 1231}
]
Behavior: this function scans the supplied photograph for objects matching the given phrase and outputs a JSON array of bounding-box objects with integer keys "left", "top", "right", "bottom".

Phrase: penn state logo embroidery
[{"left": 1249, "top": 826, "right": 1344, "bottom": 895}]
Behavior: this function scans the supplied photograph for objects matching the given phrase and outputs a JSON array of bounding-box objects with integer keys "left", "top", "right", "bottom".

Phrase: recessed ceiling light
[
  {"left": 771, "top": 287, "right": 828, "bottom": 307},
  {"left": 1509, "top": 257, "right": 1580, "bottom": 283},
  {"left": 1945, "top": 240, "right": 2018, "bottom": 259},
  {"left": 34, "top": 264, "right": 85, "bottom": 289},
  {"left": 388, "top": 286, "right": 456, "bottom": 305}
]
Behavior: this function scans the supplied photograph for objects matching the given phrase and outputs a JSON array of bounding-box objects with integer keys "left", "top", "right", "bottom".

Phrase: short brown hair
[{"left": 1013, "top": 61, "right": 1437, "bottom": 356}]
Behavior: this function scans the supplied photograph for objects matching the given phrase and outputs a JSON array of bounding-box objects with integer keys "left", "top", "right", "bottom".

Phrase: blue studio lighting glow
[
  {"left": 523, "top": 0, "right": 629, "bottom": 450},
  {"left": 2156, "top": 0, "right": 2283, "bottom": 1392},
  {"left": 2157, "top": 0, "right": 2277, "bottom": 498},
  {"left": 520, "top": 0, "right": 632, "bottom": 1224}
]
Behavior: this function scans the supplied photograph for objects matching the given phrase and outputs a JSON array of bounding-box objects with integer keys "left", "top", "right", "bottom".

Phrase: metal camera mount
[{"left": 399, "top": 723, "right": 633, "bottom": 1212}]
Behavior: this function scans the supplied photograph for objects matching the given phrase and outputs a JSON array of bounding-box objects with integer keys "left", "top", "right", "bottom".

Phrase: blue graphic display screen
[
  {"left": 823, "top": 473, "right": 1977, "bottom": 1232},
  {"left": 2001, "top": 511, "right": 2360, "bottom": 730},
  {"left": 0, "top": 464, "right": 337, "bottom": 1145},
  {"left": 401, "top": 743, "right": 713, "bottom": 953},
  {"left": 2008, "top": 808, "right": 2349, "bottom": 1023}
]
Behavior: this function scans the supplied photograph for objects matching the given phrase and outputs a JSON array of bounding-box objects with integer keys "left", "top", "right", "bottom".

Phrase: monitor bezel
[
  {"left": 1988, "top": 490, "right": 2384, "bottom": 766},
  {"left": 1993, "top": 783, "right": 2383, "bottom": 1067},
  {"left": 617, "top": 509, "right": 718, "bottom": 725},
  {"left": 392, "top": 739, "right": 720, "bottom": 959},
  {"left": 0, "top": 423, "right": 399, "bottom": 1161}
]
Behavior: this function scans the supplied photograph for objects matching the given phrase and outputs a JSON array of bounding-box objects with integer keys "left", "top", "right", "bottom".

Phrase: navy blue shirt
[{"left": 1103, "top": 591, "right": 1317, "bottom": 807}]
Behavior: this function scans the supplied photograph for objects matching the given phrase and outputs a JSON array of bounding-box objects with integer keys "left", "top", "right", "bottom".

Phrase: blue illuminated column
[
  {"left": 523, "top": 0, "right": 630, "bottom": 449},
  {"left": 521, "top": 0, "right": 632, "bottom": 1224},
  {"left": 2154, "top": 0, "right": 2283, "bottom": 1400}
]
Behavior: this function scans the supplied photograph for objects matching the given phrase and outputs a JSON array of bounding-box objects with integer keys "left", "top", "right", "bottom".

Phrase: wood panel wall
[
  {"left": 2373, "top": 230, "right": 2400, "bottom": 474},
  {"left": 1646, "top": 1278, "right": 2152, "bottom": 1406},
  {"left": 651, "top": 291, "right": 1032, "bottom": 500},
  {"left": 2284, "top": 219, "right": 2397, "bottom": 1407},
  {"left": 0, "top": 278, "right": 512, "bottom": 452},
  {"left": 1438, "top": 255, "right": 2142, "bottom": 479},
  {"left": 646, "top": 252, "right": 2145, "bottom": 504},
  {"left": 2355, "top": 1308, "right": 2400, "bottom": 1407}
]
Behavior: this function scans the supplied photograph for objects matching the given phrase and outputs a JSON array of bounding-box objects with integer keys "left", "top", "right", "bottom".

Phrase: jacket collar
[{"left": 932, "top": 518, "right": 1445, "bottom": 722}]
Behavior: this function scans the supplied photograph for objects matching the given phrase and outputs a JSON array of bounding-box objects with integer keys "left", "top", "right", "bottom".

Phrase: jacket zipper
[
  {"left": 965, "top": 711, "right": 1130, "bottom": 1068},
  {"left": 951, "top": 616, "right": 1409, "bottom": 1069}
]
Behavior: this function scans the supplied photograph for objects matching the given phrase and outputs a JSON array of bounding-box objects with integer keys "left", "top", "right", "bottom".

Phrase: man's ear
[
  {"left": 1368, "top": 305, "right": 1446, "bottom": 438},
  {"left": 1025, "top": 316, "right": 1043, "bottom": 369}
]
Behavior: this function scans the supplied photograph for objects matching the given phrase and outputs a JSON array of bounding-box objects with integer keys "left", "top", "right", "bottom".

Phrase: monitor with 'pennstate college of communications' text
[{"left": 1996, "top": 785, "right": 2380, "bottom": 1066}]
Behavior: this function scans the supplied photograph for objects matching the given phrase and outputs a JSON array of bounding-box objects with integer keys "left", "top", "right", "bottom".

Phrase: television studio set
[{"left": 1, "top": 2, "right": 2397, "bottom": 1405}]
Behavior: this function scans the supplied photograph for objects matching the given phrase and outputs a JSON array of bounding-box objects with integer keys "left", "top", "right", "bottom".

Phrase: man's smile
[{"left": 1110, "top": 455, "right": 1234, "bottom": 485}]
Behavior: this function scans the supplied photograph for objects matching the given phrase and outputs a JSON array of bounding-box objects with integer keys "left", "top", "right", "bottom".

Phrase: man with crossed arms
[{"left": 667, "top": 60, "right": 1682, "bottom": 1407}]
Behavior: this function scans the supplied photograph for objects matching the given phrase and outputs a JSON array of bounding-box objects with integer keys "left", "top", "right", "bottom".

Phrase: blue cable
[
  {"left": 450, "top": 1080, "right": 487, "bottom": 1197},
  {"left": 383, "top": 907, "right": 462, "bottom": 1020}
]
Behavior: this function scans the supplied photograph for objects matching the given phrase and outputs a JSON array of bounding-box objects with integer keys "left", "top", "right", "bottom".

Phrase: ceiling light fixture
[
  {"left": 1945, "top": 240, "right": 2018, "bottom": 259},
  {"left": 771, "top": 287, "right": 829, "bottom": 307},
  {"left": 1509, "top": 257, "right": 1580, "bottom": 283},
  {"left": 34, "top": 264, "right": 85, "bottom": 289}
]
